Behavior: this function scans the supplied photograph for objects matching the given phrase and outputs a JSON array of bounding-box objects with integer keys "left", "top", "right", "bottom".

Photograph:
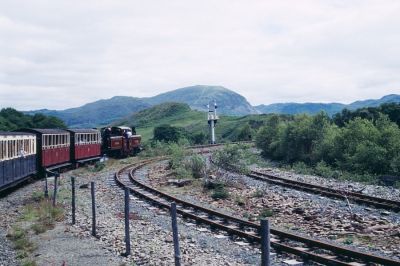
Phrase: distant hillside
[
  {"left": 25, "top": 85, "right": 258, "bottom": 127},
  {"left": 255, "top": 102, "right": 345, "bottom": 116},
  {"left": 25, "top": 83, "right": 400, "bottom": 128},
  {"left": 115, "top": 102, "right": 272, "bottom": 142},
  {"left": 144, "top": 85, "right": 259, "bottom": 115},
  {"left": 26, "top": 96, "right": 150, "bottom": 128},
  {"left": 255, "top": 94, "right": 400, "bottom": 116},
  {"left": 0, "top": 108, "right": 66, "bottom": 131},
  {"left": 347, "top": 94, "right": 400, "bottom": 110}
]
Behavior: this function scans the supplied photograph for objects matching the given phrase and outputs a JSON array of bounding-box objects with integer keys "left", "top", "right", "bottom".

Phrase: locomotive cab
[{"left": 101, "top": 126, "right": 141, "bottom": 157}]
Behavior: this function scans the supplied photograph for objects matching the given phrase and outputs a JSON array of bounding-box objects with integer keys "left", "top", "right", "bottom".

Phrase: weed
[
  {"left": 90, "top": 162, "right": 105, "bottom": 172},
  {"left": 31, "top": 223, "right": 47, "bottom": 235},
  {"left": 211, "top": 186, "right": 229, "bottom": 200},
  {"left": 21, "top": 259, "right": 37, "bottom": 266},
  {"left": 213, "top": 144, "right": 250, "bottom": 174},
  {"left": 234, "top": 196, "right": 245, "bottom": 206},
  {"left": 31, "top": 191, "right": 44, "bottom": 202},
  {"left": 189, "top": 154, "right": 206, "bottom": 179},
  {"left": 7, "top": 226, "right": 36, "bottom": 253},
  {"left": 259, "top": 208, "right": 274, "bottom": 218},
  {"left": 203, "top": 180, "right": 225, "bottom": 190},
  {"left": 252, "top": 189, "right": 264, "bottom": 198},
  {"left": 343, "top": 236, "right": 354, "bottom": 245}
]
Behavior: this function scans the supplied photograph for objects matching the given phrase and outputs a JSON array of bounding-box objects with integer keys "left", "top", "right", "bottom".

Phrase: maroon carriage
[
  {"left": 68, "top": 129, "right": 101, "bottom": 165},
  {"left": 20, "top": 129, "right": 71, "bottom": 171}
]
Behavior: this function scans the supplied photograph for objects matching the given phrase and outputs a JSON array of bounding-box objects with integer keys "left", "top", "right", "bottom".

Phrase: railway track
[
  {"left": 114, "top": 159, "right": 400, "bottom": 266},
  {"left": 201, "top": 142, "right": 399, "bottom": 212},
  {"left": 248, "top": 170, "right": 400, "bottom": 212}
]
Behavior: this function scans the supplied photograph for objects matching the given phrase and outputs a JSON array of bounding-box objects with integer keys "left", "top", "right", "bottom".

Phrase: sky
[{"left": 0, "top": 0, "right": 399, "bottom": 110}]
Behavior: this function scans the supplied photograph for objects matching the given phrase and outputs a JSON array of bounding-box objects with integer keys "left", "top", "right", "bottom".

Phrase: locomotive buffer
[{"left": 207, "top": 101, "right": 219, "bottom": 144}]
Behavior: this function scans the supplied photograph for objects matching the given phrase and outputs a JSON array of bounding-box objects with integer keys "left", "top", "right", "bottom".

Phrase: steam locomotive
[{"left": 0, "top": 126, "right": 141, "bottom": 192}]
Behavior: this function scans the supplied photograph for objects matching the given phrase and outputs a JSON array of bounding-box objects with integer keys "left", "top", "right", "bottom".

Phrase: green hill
[
  {"left": 255, "top": 94, "right": 400, "bottom": 115},
  {"left": 0, "top": 108, "right": 66, "bottom": 131},
  {"left": 26, "top": 96, "right": 150, "bottom": 128},
  {"left": 115, "top": 102, "right": 273, "bottom": 142}
]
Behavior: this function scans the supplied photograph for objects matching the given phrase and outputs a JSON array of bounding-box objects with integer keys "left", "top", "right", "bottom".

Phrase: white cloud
[{"left": 0, "top": 0, "right": 399, "bottom": 110}]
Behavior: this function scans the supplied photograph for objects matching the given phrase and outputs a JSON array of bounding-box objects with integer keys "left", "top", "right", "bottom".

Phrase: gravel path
[{"left": 0, "top": 228, "right": 18, "bottom": 266}]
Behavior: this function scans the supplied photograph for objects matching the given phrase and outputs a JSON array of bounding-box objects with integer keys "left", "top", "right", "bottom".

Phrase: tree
[{"left": 153, "top": 124, "right": 186, "bottom": 143}]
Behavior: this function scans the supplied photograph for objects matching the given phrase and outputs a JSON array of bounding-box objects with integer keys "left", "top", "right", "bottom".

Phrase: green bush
[
  {"left": 211, "top": 186, "right": 229, "bottom": 200},
  {"left": 189, "top": 155, "right": 206, "bottom": 179},
  {"left": 252, "top": 189, "right": 264, "bottom": 198},
  {"left": 314, "top": 161, "right": 340, "bottom": 179},
  {"left": 234, "top": 196, "right": 245, "bottom": 206},
  {"left": 259, "top": 208, "right": 274, "bottom": 218},
  {"left": 255, "top": 108, "right": 400, "bottom": 184},
  {"left": 213, "top": 144, "right": 249, "bottom": 174}
]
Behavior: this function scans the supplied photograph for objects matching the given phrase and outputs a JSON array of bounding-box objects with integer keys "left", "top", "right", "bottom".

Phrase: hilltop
[{"left": 144, "top": 85, "right": 258, "bottom": 115}]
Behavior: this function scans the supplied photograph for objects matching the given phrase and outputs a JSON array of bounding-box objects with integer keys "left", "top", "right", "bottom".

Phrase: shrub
[
  {"left": 211, "top": 186, "right": 229, "bottom": 200},
  {"left": 213, "top": 144, "right": 249, "bottom": 174},
  {"left": 234, "top": 196, "right": 245, "bottom": 206},
  {"left": 91, "top": 161, "right": 105, "bottom": 172},
  {"left": 252, "top": 189, "right": 264, "bottom": 198},
  {"left": 314, "top": 161, "right": 340, "bottom": 179},
  {"left": 259, "top": 208, "right": 274, "bottom": 218},
  {"left": 189, "top": 155, "right": 206, "bottom": 179},
  {"left": 203, "top": 180, "right": 225, "bottom": 190}
]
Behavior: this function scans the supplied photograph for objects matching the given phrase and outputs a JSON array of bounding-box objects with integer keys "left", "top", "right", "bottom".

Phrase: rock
[
  {"left": 292, "top": 207, "right": 305, "bottom": 215},
  {"left": 79, "top": 183, "right": 89, "bottom": 189},
  {"left": 167, "top": 179, "right": 192, "bottom": 187}
]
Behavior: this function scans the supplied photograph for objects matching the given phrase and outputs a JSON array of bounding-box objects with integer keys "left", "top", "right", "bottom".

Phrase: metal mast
[{"left": 207, "top": 100, "right": 219, "bottom": 144}]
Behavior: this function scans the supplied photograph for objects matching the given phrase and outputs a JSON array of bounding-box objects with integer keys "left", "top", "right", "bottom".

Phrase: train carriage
[
  {"left": 0, "top": 132, "right": 37, "bottom": 191},
  {"left": 68, "top": 129, "right": 101, "bottom": 165},
  {"left": 20, "top": 129, "right": 71, "bottom": 171}
]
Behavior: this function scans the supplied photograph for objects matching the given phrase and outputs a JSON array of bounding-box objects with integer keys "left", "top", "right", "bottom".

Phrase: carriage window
[{"left": 0, "top": 141, "right": 3, "bottom": 160}]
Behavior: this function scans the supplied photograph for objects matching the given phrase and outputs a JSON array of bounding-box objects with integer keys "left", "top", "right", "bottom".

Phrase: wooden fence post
[
  {"left": 91, "top": 181, "right": 96, "bottom": 237},
  {"left": 52, "top": 173, "right": 58, "bottom": 207},
  {"left": 261, "top": 219, "right": 271, "bottom": 266},
  {"left": 71, "top": 176, "right": 76, "bottom": 225},
  {"left": 170, "top": 202, "right": 181, "bottom": 266}
]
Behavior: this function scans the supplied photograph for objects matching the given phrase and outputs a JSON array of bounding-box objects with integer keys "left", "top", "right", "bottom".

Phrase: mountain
[
  {"left": 347, "top": 94, "right": 400, "bottom": 110},
  {"left": 25, "top": 83, "right": 400, "bottom": 128},
  {"left": 144, "top": 85, "right": 259, "bottom": 115},
  {"left": 25, "top": 85, "right": 258, "bottom": 127},
  {"left": 25, "top": 96, "right": 151, "bottom": 128},
  {"left": 255, "top": 94, "right": 400, "bottom": 116}
]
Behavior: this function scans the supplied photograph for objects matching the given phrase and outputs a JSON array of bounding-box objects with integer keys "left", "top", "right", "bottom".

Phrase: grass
[
  {"left": 252, "top": 189, "right": 264, "bottom": 198},
  {"left": 7, "top": 226, "right": 37, "bottom": 259},
  {"left": 21, "top": 260, "right": 38, "bottom": 266},
  {"left": 8, "top": 191, "right": 66, "bottom": 265},
  {"left": 211, "top": 186, "right": 230, "bottom": 200},
  {"left": 259, "top": 208, "right": 274, "bottom": 218},
  {"left": 234, "top": 195, "right": 245, "bottom": 206}
]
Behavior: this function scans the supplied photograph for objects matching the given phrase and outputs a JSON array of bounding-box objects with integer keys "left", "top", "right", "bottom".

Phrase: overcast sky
[{"left": 0, "top": 0, "right": 399, "bottom": 110}]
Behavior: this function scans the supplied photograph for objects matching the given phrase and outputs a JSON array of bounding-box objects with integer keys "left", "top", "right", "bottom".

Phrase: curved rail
[
  {"left": 114, "top": 159, "right": 400, "bottom": 266},
  {"left": 249, "top": 170, "right": 400, "bottom": 212}
]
